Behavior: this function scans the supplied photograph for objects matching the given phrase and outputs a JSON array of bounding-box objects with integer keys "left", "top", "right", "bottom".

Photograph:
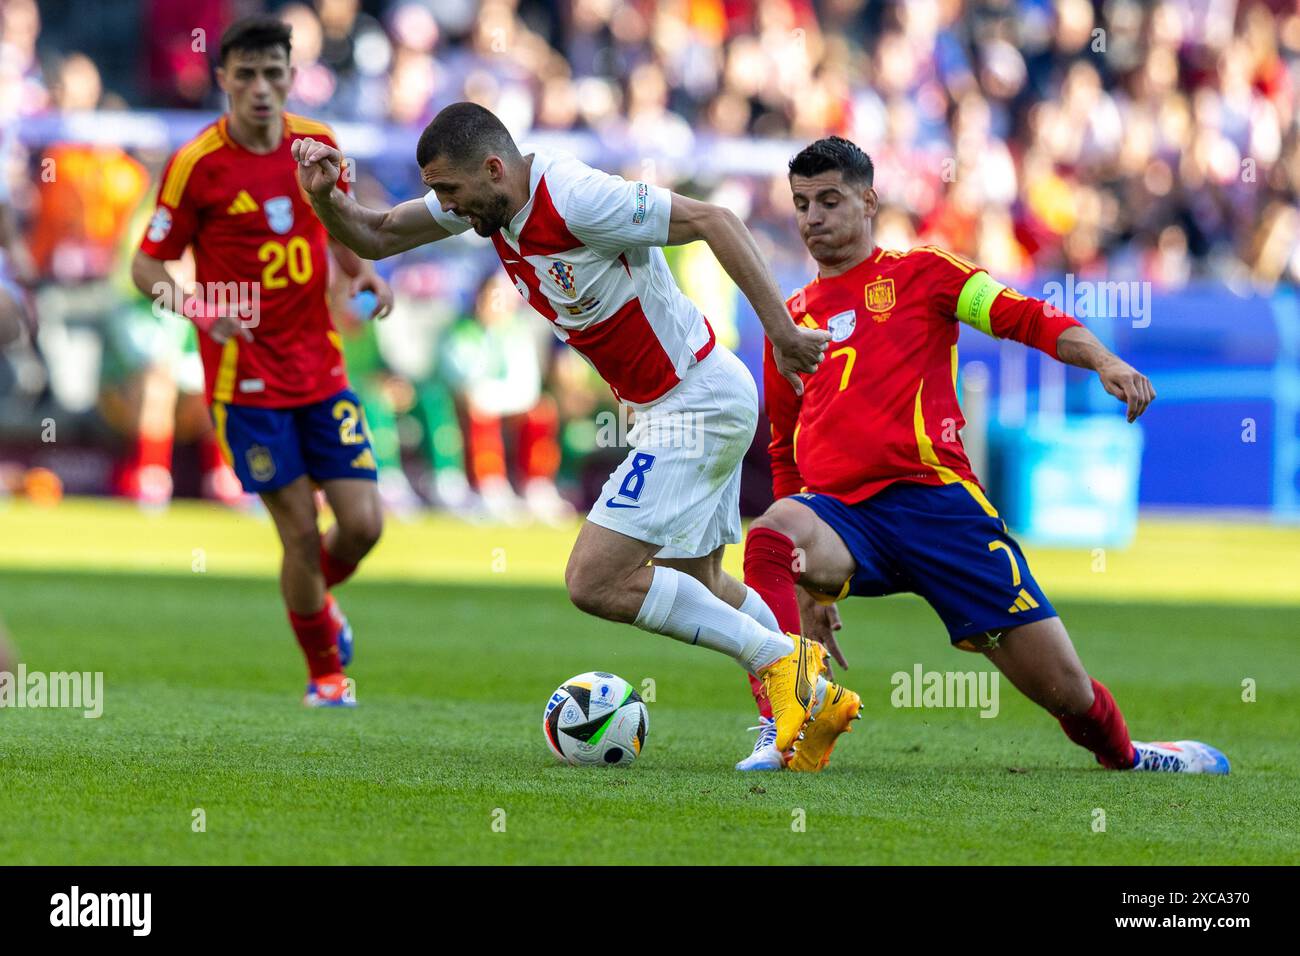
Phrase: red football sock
[
  {"left": 320, "top": 542, "right": 358, "bottom": 589},
  {"left": 748, "top": 673, "right": 774, "bottom": 720},
  {"left": 1058, "top": 678, "right": 1137, "bottom": 770},
  {"left": 742, "top": 527, "right": 802, "bottom": 635},
  {"left": 289, "top": 603, "right": 341, "bottom": 679},
  {"left": 466, "top": 409, "right": 506, "bottom": 484},
  {"left": 743, "top": 526, "right": 803, "bottom": 721},
  {"left": 518, "top": 398, "right": 561, "bottom": 480},
  {"left": 114, "top": 433, "right": 175, "bottom": 498},
  {"left": 139, "top": 433, "right": 173, "bottom": 471}
]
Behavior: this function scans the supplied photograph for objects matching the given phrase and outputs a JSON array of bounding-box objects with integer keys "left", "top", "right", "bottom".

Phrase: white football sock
[
  {"left": 738, "top": 586, "right": 781, "bottom": 634},
  {"left": 634, "top": 566, "right": 793, "bottom": 673},
  {"left": 736, "top": 584, "right": 832, "bottom": 714}
]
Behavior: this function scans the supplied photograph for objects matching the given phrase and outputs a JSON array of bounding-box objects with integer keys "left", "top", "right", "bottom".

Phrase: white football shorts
[{"left": 586, "top": 346, "right": 759, "bottom": 559}]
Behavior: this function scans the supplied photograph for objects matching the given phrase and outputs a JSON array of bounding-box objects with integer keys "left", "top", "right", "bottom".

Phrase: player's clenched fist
[
  {"left": 773, "top": 323, "right": 830, "bottom": 395},
  {"left": 205, "top": 314, "right": 255, "bottom": 345},
  {"left": 185, "top": 297, "right": 254, "bottom": 344},
  {"left": 292, "top": 136, "right": 342, "bottom": 199}
]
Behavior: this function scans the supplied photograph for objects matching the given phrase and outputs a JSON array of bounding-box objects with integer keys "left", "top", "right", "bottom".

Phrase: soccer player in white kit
[{"left": 294, "top": 103, "right": 832, "bottom": 752}]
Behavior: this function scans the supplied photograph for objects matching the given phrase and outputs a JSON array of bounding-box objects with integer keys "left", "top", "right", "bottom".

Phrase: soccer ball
[{"left": 543, "top": 672, "right": 648, "bottom": 766}]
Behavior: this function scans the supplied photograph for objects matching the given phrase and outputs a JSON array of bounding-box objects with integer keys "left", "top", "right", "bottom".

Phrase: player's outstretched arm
[
  {"left": 293, "top": 137, "right": 451, "bottom": 260},
  {"left": 666, "top": 193, "right": 828, "bottom": 395},
  {"left": 932, "top": 252, "right": 1157, "bottom": 423},
  {"left": 1055, "top": 324, "right": 1156, "bottom": 423}
]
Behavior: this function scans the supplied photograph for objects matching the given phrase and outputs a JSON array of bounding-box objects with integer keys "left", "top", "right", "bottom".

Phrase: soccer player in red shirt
[
  {"left": 738, "top": 136, "right": 1230, "bottom": 775},
  {"left": 130, "top": 17, "right": 393, "bottom": 707}
]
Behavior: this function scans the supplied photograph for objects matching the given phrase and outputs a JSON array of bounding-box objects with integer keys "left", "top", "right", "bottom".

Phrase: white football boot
[
  {"left": 1131, "top": 740, "right": 1230, "bottom": 774},
  {"left": 735, "top": 717, "right": 788, "bottom": 771}
]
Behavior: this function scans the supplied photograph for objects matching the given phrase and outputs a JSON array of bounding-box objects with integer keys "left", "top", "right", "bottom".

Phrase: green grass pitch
[{"left": 2, "top": 521, "right": 1297, "bottom": 863}]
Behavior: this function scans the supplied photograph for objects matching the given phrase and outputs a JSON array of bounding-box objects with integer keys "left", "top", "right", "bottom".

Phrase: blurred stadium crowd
[{"left": 1, "top": 0, "right": 1298, "bottom": 516}]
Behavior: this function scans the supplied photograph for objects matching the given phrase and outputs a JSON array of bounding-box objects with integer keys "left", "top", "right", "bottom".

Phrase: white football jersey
[{"left": 425, "top": 146, "right": 716, "bottom": 407}]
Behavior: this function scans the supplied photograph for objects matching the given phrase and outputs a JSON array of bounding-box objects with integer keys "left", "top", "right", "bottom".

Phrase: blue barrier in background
[{"left": 991, "top": 417, "right": 1144, "bottom": 547}]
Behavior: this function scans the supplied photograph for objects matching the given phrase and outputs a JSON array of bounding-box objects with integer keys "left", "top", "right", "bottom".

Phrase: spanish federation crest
[
  {"left": 827, "top": 310, "right": 856, "bottom": 342},
  {"left": 865, "top": 277, "right": 896, "bottom": 313},
  {"left": 546, "top": 260, "right": 578, "bottom": 299},
  {"left": 264, "top": 196, "right": 294, "bottom": 235},
  {"left": 245, "top": 445, "right": 276, "bottom": 482}
]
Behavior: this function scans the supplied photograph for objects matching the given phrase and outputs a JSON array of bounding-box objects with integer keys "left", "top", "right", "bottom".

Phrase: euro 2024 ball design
[{"left": 543, "top": 672, "right": 648, "bottom": 766}]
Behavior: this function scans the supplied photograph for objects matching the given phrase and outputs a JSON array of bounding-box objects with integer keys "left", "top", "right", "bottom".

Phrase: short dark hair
[
  {"left": 416, "top": 102, "right": 520, "bottom": 169},
  {"left": 219, "top": 16, "right": 292, "bottom": 67},
  {"left": 788, "top": 136, "right": 874, "bottom": 187}
]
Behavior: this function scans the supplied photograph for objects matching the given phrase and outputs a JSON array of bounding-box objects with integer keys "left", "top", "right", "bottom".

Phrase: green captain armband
[{"left": 954, "top": 271, "right": 1007, "bottom": 336}]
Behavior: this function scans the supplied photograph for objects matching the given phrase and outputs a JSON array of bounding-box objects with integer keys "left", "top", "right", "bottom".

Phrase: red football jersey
[
  {"left": 766, "top": 245, "right": 1081, "bottom": 506},
  {"left": 139, "top": 113, "right": 350, "bottom": 407}
]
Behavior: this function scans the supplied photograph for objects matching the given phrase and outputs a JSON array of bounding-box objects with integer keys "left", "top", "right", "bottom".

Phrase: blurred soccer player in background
[
  {"left": 101, "top": 199, "right": 244, "bottom": 508},
  {"left": 439, "top": 271, "right": 571, "bottom": 525},
  {"left": 130, "top": 17, "right": 393, "bottom": 707}
]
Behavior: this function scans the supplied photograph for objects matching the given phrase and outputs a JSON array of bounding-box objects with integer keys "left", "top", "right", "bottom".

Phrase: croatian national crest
[
  {"left": 865, "top": 277, "right": 895, "bottom": 315},
  {"left": 827, "top": 310, "right": 857, "bottom": 342},
  {"left": 546, "top": 260, "right": 578, "bottom": 299},
  {"left": 264, "top": 196, "right": 294, "bottom": 235}
]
